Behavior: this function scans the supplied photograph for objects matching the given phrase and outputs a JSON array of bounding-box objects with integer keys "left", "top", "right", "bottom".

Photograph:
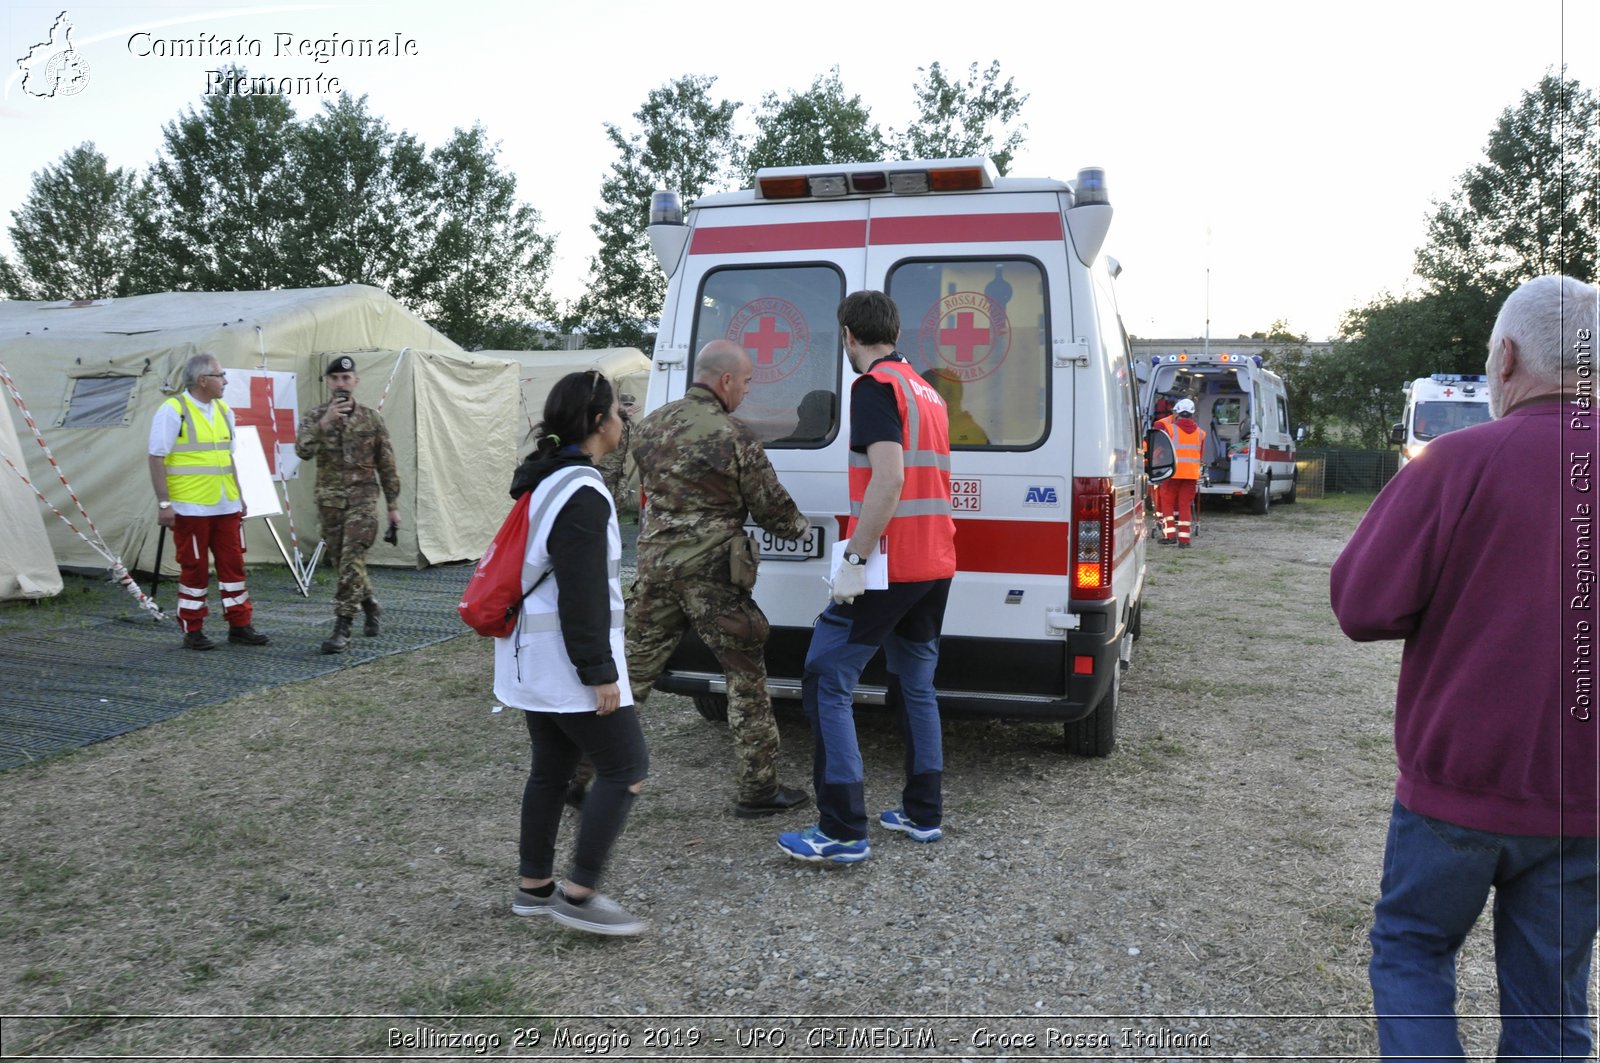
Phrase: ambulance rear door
[{"left": 862, "top": 187, "right": 1079, "bottom": 703}]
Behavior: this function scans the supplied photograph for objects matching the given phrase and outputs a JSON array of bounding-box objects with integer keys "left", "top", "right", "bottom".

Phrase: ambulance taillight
[{"left": 1073, "top": 478, "right": 1114, "bottom": 601}]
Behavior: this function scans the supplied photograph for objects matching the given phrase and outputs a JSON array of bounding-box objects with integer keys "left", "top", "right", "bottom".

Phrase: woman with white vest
[{"left": 497, "top": 370, "right": 646, "bottom": 936}]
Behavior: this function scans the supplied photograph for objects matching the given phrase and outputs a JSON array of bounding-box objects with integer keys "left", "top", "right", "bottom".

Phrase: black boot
[
  {"left": 361, "top": 598, "right": 381, "bottom": 637},
  {"left": 321, "top": 616, "right": 352, "bottom": 655}
]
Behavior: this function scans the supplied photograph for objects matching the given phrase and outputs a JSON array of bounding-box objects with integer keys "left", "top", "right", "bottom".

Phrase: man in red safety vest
[{"left": 1158, "top": 398, "right": 1207, "bottom": 548}]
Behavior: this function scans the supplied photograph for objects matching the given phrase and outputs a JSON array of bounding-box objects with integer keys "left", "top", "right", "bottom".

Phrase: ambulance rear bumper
[{"left": 653, "top": 600, "right": 1122, "bottom": 724}]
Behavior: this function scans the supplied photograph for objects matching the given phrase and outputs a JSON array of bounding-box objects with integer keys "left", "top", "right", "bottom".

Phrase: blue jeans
[
  {"left": 801, "top": 580, "right": 949, "bottom": 841},
  {"left": 1369, "top": 800, "right": 1599, "bottom": 1061}
]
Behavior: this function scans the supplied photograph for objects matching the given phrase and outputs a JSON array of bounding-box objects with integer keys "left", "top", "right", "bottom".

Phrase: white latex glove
[{"left": 830, "top": 560, "right": 867, "bottom": 604}]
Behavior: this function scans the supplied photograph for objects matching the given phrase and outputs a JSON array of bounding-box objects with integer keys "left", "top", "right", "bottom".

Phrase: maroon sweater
[{"left": 1331, "top": 399, "right": 1599, "bottom": 836}]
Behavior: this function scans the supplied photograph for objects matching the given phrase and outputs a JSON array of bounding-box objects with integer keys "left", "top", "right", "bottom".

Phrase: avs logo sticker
[
  {"left": 920, "top": 290, "right": 1011, "bottom": 382},
  {"left": 1023, "top": 485, "right": 1060, "bottom": 507},
  {"left": 727, "top": 297, "right": 810, "bottom": 385}
]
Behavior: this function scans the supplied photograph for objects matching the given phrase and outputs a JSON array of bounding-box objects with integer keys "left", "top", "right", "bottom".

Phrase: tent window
[{"left": 61, "top": 376, "right": 137, "bottom": 428}]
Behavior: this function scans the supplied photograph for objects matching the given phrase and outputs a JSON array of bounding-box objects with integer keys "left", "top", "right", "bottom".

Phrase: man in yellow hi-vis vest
[{"left": 146, "top": 353, "right": 270, "bottom": 651}]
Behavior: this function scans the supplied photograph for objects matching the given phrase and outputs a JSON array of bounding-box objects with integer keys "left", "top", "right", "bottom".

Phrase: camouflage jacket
[
  {"left": 633, "top": 384, "right": 807, "bottom": 582},
  {"left": 294, "top": 401, "right": 401, "bottom": 511}
]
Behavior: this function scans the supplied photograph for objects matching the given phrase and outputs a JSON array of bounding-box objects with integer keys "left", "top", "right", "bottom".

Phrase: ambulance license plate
[{"left": 746, "top": 523, "right": 822, "bottom": 560}]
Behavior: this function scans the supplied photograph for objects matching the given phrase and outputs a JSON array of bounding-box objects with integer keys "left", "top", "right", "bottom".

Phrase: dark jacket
[{"left": 509, "top": 452, "right": 617, "bottom": 685}]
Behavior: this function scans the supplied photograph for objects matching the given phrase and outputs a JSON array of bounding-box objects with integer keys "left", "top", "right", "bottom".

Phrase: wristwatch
[
  {"left": 844, "top": 550, "right": 866, "bottom": 566},
  {"left": 158, "top": 500, "right": 172, "bottom": 510}
]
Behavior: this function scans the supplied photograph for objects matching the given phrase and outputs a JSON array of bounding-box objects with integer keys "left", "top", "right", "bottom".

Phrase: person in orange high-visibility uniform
[
  {"left": 1158, "top": 398, "right": 1207, "bottom": 548},
  {"left": 1150, "top": 400, "right": 1178, "bottom": 541}
]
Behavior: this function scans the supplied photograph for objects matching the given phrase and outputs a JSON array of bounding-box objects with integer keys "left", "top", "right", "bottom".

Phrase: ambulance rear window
[
  {"left": 691, "top": 264, "right": 845, "bottom": 446},
  {"left": 886, "top": 258, "right": 1047, "bottom": 449}
]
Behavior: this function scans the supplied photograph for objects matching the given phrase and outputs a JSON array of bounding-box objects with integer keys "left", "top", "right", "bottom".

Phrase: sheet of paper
[{"left": 829, "top": 539, "right": 888, "bottom": 591}]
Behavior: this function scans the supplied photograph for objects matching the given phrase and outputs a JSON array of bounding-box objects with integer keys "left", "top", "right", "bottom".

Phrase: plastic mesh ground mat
[{"left": 0, "top": 564, "right": 475, "bottom": 771}]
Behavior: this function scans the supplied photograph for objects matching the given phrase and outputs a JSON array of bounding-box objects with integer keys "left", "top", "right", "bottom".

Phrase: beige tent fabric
[
  {"left": 410, "top": 349, "right": 520, "bottom": 563},
  {"left": 485, "top": 347, "right": 652, "bottom": 457},
  {"left": 0, "top": 397, "right": 63, "bottom": 600},
  {"left": 0, "top": 285, "right": 500, "bottom": 573}
]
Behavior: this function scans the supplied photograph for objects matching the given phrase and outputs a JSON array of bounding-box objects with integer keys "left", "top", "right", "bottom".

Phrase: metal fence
[{"left": 1294, "top": 449, "right": 1399, "bottom": 497}]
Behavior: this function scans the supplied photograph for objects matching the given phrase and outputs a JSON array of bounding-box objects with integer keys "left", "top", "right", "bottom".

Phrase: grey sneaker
[
  {"left": 551, "top": 890, "right": 646, "bottom": 936},
  {"left": 511, "top": 887, "right": 558, "bottom": 917}
]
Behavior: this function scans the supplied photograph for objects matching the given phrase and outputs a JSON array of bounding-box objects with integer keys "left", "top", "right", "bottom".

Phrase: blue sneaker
[
  {"left": 880, "top": 808, "right": 942, "bottom": 842},
  {"left": 777, "top": 824, "right": 870, "bottom": 864}
]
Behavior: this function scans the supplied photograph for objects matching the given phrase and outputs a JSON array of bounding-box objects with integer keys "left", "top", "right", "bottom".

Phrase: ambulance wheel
[
  {"left": 693, "top": 694, "right": 729, "bottom": 722},
  {"left": 1130, "top": 598, "right": 1143, "bottom": 641},
  {"left": 1250, "top": 474, "right": 1271, "bottom": 515},
  {"left": 1283, "top": 473, "right": 1298, "bottom": 504},
  {"left": 1064, "top": 663, "right": 1119, "bottom": 758}
]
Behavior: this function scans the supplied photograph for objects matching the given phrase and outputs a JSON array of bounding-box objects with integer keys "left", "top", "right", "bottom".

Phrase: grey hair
[
  {"left": 181, "top": 352, "right": 220, "bottom": 390},
  {"left": 1489, "top": 275, "right": 1600, "bottom": 386}
]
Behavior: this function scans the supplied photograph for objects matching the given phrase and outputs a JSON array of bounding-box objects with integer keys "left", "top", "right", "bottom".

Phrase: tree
[
  {"left": 572, "top": 75, "right": 743, "bottom": 348},
  {"left": 743, "top": 67, "right": 885, "bottom": 181},
  {"left": 291, "top": 94, "right": 434, "bottom": 295},
  {"left": 135, "top": 67, "right": 306, "bottom": 292},
  {"left": 403, "top": 125, "right": 558, "bottom": 350},
  {"left": 895, "top": 61, "right": 1029, "bottom": 174},
  {"left": 1417, "top": 71, "right": 1598, "bottom": 293},
  {"left": 0, "top": 143, "right": 142, "bottom": 300}
]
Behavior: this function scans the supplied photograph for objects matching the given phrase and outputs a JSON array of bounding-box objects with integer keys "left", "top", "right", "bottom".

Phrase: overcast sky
[{"left": 3, "top": 0, "right": 1595, "bottom": 340}]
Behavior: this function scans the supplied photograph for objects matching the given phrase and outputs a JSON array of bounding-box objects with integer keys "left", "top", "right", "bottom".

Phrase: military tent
[
  {"left": 0, "top": 285, "right": 520, "bottom": 576},
  {"left": 0, "top": 395, "right": 63, "bottom": 600}
]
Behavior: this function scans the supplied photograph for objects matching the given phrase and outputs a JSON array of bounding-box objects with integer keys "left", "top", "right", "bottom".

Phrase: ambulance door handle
[
  {"left": 655, "top": 344, "right": 687, "bottom": 368},
  {"left": 1054, "top": 339, "right": 1089, "bottom": 368}
]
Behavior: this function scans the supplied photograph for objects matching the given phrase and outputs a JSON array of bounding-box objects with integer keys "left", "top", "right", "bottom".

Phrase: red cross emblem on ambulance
[{"left": 726, "top": 297, "right": 810, "bottom": 384}]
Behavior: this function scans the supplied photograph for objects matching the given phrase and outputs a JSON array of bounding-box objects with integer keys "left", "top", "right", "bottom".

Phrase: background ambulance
[
  {"left": 1142, "top": 353, "right": 1297, "bottom": 513},
  {"left": 1390, "top": 373, "right": 1492, "bottom": 467},
  {"left": 640, "top": 157, "right": 1164, "bottom": 756}
]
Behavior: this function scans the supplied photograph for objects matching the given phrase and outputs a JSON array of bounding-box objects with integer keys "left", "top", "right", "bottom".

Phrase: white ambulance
[
  {"left": 1141, "top": 352, "right": 1297, "bottom": 513},
  {"left": 640, "top": 157, "right": 1164, "bottom": 756},
  {"left": 1390, "top": 373, "right": 1492, "bottom": 467}
]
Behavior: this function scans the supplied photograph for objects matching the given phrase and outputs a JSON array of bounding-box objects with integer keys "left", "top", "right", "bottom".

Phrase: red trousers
[
  {"left": 172, "top": 511, "right": 252, "bottom": 631},
  {"left": 1158, "top": 478, "right": 1198, "bottom": 544}
]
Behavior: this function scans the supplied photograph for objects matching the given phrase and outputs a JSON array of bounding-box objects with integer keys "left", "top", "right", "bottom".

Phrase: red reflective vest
[
  {"left": 1168, "top": 418, "right": 1206, "bottom": 480},
  {"left": 846, "top": 359, "right": 957, "bottom": 583}
]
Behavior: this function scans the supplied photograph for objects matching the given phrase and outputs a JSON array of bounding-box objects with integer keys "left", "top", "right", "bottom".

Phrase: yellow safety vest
[{"left": 163, "top": 394, "right": 239, "bottom": 505}]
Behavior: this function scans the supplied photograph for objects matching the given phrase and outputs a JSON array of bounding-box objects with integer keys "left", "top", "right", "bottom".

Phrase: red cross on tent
[{"left": 230, "top": 375, "right": 298, "bottom": 476}]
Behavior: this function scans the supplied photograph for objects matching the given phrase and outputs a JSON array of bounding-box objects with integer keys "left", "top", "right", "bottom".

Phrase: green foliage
[
  {"left": 571, "top": 75, "right": 742, "bottom": 348},
  {"left": 895, "top": 61, "right": 1029, "bottom": 175},
  {"left": 743, "top": 67, "right": 885, "bottom": 181},
  {"left": 402, "top": 125, "right": 558, "bottom": 350},
  {"left": 291, "top": 94, "right": 433, "bottom": 294},
  {"left": 1304, "top": 72, "right": 1598, "bottom": 446},
  {"left": 1417, "top": 72, "right": 1598, "bottom": 291},
  {"left": 0, "top": 143, "right": 143, "bottom": 300},
  {"left": 136, "top": 70, "right": 306, "bottom": 292}
]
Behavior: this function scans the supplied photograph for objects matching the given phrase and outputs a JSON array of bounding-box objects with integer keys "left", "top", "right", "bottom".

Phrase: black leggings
[{"left": 519, "top": 707, "right": 648, "bottom": 890}]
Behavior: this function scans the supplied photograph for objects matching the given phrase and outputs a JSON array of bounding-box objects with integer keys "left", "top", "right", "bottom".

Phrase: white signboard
[{"left": 232, "top": 426, "right": 282, "bottom": 519}]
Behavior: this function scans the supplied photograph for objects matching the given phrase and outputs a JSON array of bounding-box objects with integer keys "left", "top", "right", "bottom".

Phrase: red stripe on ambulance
[
  {"left": 869, "top": 212, "right": 1063, "bottom": 245},
  {"left": 690, "top": 220, "right": 868, "bottom": 254}
]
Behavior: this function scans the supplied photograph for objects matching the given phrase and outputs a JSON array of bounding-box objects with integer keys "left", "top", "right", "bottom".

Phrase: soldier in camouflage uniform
[
  {"left": 594, "top": 392, "right": 638, "bottom": 516},
  {"left": 294, "top": 355, "right": 401, "bottom": 654},
  {"left": 626, "top": 340, "right": 813, "bottom": 818}
]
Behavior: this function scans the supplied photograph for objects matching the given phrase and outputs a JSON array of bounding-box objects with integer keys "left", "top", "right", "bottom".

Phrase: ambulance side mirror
[
  {"left": 1145, "top": 428, "right": 1176, "bottom": 484},
  {"left": 1389, "top": 422, "right": 1405, "bottom": 446}
]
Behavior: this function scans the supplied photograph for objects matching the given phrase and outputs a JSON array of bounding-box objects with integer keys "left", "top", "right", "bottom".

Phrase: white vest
[{"left": 492, "top": 465, "right": 632, "bottom": 713}]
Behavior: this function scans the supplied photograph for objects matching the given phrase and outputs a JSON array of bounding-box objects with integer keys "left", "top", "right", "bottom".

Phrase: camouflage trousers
[
  {"left": 319, "top": 504, "right": 378, "bottom": 619},
  {"left": 625, "top": 576, "right": 779, "bottom": 803}
]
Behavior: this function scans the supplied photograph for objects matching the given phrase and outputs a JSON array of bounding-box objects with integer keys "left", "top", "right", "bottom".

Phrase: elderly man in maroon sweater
[{"left": 1332, "top": 274, "right": 1599, "bottom": 1061}]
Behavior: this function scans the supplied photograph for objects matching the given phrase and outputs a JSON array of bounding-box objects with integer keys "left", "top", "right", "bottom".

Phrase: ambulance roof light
[
  {"left": 1074, "top": 167, "right": 1109, "bottom": 206},
  {"left": 649, "top": 190, "right": 683, "bottom": 226},
  {"left": 754, "top": 158, "right": 994, "bottom": 200},
  {"left": 1430, "top": 373, "right": 1488, "bottom": 383}
]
